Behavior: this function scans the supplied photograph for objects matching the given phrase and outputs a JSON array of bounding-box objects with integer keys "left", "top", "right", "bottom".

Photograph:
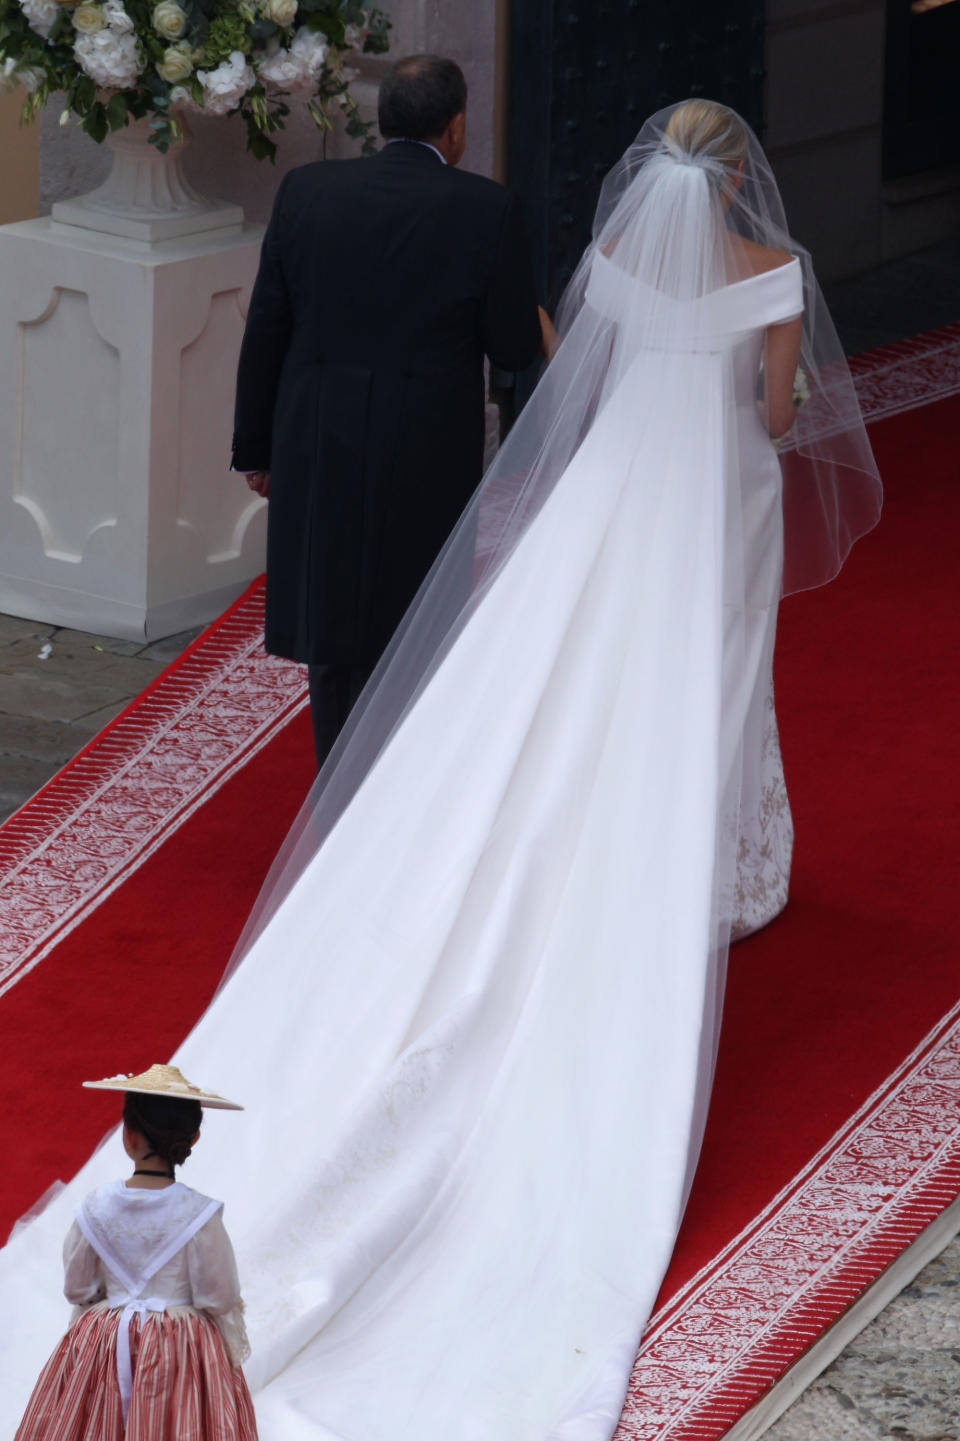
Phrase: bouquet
[{"left": 0, "top": 0, "right": 389, "bottom": 158}]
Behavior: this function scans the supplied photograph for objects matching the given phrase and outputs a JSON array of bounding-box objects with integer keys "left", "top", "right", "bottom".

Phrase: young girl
[{"left": 15, "top": 1064, "right": 258, "bottom": 1441}]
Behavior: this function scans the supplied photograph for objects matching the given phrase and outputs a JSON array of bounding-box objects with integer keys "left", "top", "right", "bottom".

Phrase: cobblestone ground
[
  {"left": 0, "top": 611, "right": 200, "bottom": 824},
  {"left": 766, "top": 1233, "right": 960, "bottom": 1441}
]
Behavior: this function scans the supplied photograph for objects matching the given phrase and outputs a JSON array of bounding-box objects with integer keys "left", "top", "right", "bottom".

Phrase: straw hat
[{"left": 83, "top": 1063, "right": 243, "bottom": 1111}]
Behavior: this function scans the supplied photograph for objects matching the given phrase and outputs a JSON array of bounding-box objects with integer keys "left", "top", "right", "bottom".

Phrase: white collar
[{"left": 386, "top": 138, "right": 447, "bottom": 166}]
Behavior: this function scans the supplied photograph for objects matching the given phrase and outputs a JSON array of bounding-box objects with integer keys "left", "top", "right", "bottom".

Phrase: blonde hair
[{"left": 664, "top": 100, "right": 749, "bottom": 171}]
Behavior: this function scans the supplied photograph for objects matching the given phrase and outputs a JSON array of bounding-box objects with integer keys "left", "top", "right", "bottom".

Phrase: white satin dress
[{"left": 0, "top": 257, "right": 804, "bottom": 1441}]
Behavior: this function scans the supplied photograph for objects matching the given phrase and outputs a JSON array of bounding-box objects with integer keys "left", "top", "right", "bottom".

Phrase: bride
[{"left": 1, "top": 101, "right": 881, "bottom": 1440}]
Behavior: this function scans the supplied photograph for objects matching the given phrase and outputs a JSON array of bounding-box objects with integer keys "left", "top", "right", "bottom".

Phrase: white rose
[
  {"left": 344, "top": 22, "right": 364, "bottom": 47},
  {"left": 72, "top": 3, "right": 106, "bottom": 34},
  {"left": 152, "top": 0, "right": 187, "bottom": 40},
  {"left": 19, "top": 0, "right": 60, "bottom": 38},
  {"left": 156, "top": 39, "right": 193, "bottom": 83},
  {"left": 101, "top": 0, "right": 134, "bottom": 32},
  {"left": 73, "top": 28, "right": 143, "bottom": 88},
  {"left": 196, "top": 50, "right": 254, "bottom": 115},
  {"left": 265, "top": 0, "right": 297, "bottom": 26}
]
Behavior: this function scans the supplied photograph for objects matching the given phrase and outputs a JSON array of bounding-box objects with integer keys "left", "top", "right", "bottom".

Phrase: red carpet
[{"left": 2, "top": 326, "right": 959, "bottom": 1436}]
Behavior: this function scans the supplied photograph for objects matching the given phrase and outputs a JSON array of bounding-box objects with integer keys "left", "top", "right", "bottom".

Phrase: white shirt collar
[{"left": 385, "top": 138, "right": 447, "bottom": 165}]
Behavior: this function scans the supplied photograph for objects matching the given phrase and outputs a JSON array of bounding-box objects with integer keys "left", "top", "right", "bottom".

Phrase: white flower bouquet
[{"left": 0, "top": 0, "right": 389, "bottom": 157}]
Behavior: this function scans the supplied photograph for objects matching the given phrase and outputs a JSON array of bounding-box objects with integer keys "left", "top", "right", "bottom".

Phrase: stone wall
[
  {"left": 37, "top": 0, "right": 500, "bottom": 221},
  {"left": 0, "top": 88, "right": 39, "bottom": 224},
  {"left": 765, "top": 0, "right": 960, "bottom": 281}
]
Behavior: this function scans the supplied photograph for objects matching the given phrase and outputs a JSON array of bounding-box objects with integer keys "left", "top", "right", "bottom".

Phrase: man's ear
[{"left": 447, "top": 111, "right": 467, "bottom": 160}]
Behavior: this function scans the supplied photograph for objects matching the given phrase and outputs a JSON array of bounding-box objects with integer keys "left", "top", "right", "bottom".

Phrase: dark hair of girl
[
  {"left": 377, "top": 54, "right": 467, "bottom": 142},
  {"left": 123, "top": 1092, "right": 203, "bottom": 1170}
]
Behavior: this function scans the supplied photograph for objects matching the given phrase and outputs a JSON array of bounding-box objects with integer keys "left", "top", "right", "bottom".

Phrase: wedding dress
[{"left": 0, "top": 104, "right": 881, "bottom": 1441}]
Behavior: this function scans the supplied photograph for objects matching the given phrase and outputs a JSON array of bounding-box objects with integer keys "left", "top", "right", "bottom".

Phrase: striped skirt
[{"left": 15, "top": 1306, "right": 258, "bottom": 1440}]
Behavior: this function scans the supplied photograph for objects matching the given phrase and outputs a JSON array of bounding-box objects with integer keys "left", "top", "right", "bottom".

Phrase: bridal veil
[{"left": 229, "top": 99, "right": 881, "bottom": 962}]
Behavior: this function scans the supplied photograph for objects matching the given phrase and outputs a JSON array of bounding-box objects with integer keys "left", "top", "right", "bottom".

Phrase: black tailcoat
[{"left": 232, "top": 142, "right": 542, "bottom": 666}]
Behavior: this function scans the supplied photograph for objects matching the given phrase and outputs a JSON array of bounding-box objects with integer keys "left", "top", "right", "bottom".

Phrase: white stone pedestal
[{"left": 0, "top": 215, "right": 267, "bottom": 641}]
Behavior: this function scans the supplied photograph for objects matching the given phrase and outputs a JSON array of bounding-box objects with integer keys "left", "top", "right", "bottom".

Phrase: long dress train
[{"left": 0, "top": 257, "right": 804, "bottom": 1441}]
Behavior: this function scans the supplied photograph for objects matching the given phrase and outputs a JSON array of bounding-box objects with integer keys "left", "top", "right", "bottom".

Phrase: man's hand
[
  {"left": 538, "top": 306, "right": 559, "bottom": 361},
  {"left": 244, "top": 470, "right": 270, "bottom": 498}
]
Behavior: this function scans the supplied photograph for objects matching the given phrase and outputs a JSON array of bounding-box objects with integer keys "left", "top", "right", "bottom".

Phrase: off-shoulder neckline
[
  {"left": 722, "top": 255, "right": 801, "bottom": 292},
  {"left": 592, "top": 250, "right": 800, "bottom": 295}
]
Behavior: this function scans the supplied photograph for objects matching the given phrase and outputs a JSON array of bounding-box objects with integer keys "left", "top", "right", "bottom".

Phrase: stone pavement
[
  {"left": 766, "top": 1233, "right": 960, "bottom": 1441},
  {"left": 0, "top": 611, "right": 200, "bottom": 825}
]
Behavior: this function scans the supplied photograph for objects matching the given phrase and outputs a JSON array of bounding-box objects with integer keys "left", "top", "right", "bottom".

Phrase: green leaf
[
  {"left": 363, "top": 7, "right": 391, "bottom": 53},
  {"left": 143, "top": 73, "right": 170, "bottom": 101},
  {"left": 73, "top": 73, "right": 96, "bottom": 112},
  {"left": 306, "top": 100, "right": 328, "bottom": 133},
  {"left": 83, "top": 101, "right": 108, "bottom": 144},
  {"left": 48, "top": 7, "right": 71, "bottom": 41},
  {"left": 247, "top": 128, "right": 277, "bottom": 162},
  {"left": 105, "top": 92, "right": 129, "bottom": 132},
  {"left": 302, "top": 11, "right": 335, "bottom": 33}
]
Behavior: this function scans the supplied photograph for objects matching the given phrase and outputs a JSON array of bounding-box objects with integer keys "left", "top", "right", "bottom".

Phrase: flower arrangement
[
  {"left": 0, "top": 0, "right": 389, "bottom": 158},
  {"left": 792, "top": 365, "right": 810, "bottom": 410}
]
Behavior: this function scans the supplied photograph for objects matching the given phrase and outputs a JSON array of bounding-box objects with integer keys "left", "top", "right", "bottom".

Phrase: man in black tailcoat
[{"left": 232, "top": 54, "right": 544, "bottom": 766}]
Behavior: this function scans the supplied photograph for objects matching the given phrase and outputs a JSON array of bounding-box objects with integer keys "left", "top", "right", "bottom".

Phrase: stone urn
[{"left": 51, "top": 112, "right": 244, "bottom": 244}]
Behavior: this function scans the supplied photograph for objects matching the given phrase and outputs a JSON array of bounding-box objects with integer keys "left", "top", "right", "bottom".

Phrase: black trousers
[{"left": 307, "top": 663, "right": 373, "bottom": 770}]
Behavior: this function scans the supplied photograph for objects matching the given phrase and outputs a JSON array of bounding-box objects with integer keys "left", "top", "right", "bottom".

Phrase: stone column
[{"left": 0, "top": 211, "right": 265, "bottom": 640}]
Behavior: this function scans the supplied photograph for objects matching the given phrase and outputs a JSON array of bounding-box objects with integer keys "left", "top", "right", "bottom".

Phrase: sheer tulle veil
[{"left": 224, "top": 100, "right": 882, "bottom": 972}]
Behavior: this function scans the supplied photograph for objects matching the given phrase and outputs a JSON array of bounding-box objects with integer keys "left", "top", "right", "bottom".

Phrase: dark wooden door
[
  {"left": 508, "top": 0, "right": 766, "bottom": 310},
  {"left": 884, "top": 0, "right": 960, "bottom": 179}
]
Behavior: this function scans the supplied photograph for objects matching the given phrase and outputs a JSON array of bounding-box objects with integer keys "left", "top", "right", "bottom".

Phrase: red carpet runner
[{"left": 2, "top": 323, "right": 959, "bottom": 1437}]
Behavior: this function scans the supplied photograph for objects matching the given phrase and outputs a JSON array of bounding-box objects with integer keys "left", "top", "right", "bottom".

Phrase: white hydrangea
[
  {"left": 258, "top": 47, "right": 303, "bottom": 93},
  {"left": 101, "top": 0, "right": 135, "bottom": 33},
  {"left": 73, "top": 27, "right": 143, "bottom": 89},
  {"left": 258, "top": 26, "right": 328, "bottom": 93},
  {"left": 289, "top": 26, "right": 327, "bottom": 79},
  {"left": 18, "top": 0, "right": 60, "bottom": 41},
  {"left": 195, "top": 49, "right": 254, "bottom": 115},
  {"left": 257, "top": 44, "right": 312, "bottom": 93},
  {"left": 0, "top": 55, "right": 45, "bottom": 92}
]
